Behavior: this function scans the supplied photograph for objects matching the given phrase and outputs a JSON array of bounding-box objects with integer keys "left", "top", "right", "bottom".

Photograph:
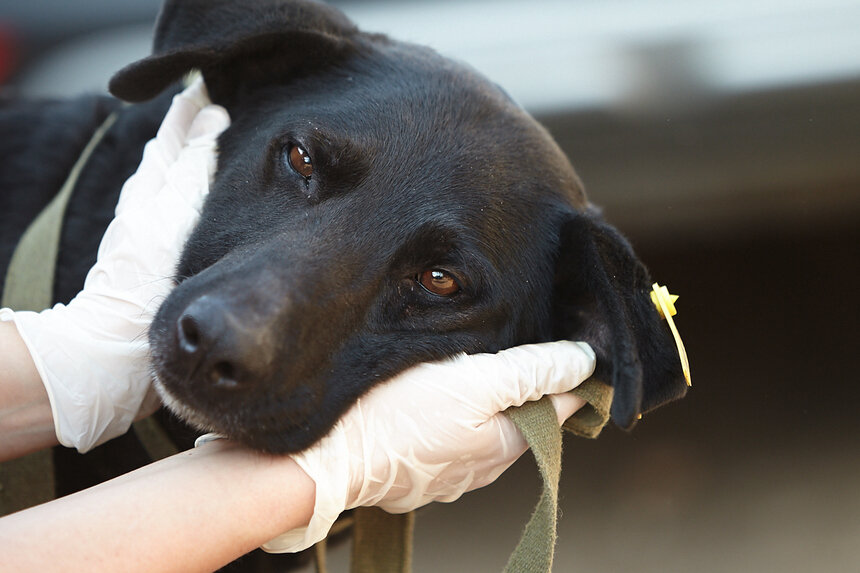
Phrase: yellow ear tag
[{"left": 650, "top": 283, "right": 691, "bottom": 386}]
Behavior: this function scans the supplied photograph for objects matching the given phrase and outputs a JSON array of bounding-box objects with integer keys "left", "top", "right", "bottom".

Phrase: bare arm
[
  {"left": 0, "top": 439, "right": 315, "bottom": 572},
  {"left": 0, "top": 320, "right": 58, "bottom": 460}
]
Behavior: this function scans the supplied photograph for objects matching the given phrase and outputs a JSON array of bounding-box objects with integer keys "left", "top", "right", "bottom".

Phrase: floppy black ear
[
  {"left": 552, "top": 207, "right": 688, "bottom": 429},
  {"left": 109, "top": 0, "right": 359, "bottom": 103}
]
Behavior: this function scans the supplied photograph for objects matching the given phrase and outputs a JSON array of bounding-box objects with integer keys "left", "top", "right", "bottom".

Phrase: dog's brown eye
[
  {"left": 287, "top": 144, "right": 314, "bottom": 178},
  {"left": 417, "top": 269, "right": 460, "bottom": 297}
]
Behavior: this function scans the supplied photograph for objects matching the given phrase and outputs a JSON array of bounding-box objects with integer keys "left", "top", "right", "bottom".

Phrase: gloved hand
[
  {"left": 0, "top": 77, "right": 230, "bottom": 453},
  {"left": 261, "top": 340, "right": 595, "bottom": 553}
]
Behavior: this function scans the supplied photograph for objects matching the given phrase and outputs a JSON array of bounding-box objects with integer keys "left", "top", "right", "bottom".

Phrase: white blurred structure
[
  {"left": 8, "top": 0, "right": 860, "bottom": 241},
  {"left": 13, "top": 0, "right": 860, "bottom": 115}
]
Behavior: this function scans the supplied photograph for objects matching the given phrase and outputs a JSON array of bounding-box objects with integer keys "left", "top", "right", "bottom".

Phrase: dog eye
[
  {"left": 417, "top": 269, "right": 460, "bottom": 297},
  {"left": 285, "top": 144, "right": 314, "bottom": 179}
]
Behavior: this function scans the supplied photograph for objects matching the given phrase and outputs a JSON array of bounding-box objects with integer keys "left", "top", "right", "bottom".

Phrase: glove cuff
[{"left": 261, "top": 424, "right": 353, "bottom": 553}]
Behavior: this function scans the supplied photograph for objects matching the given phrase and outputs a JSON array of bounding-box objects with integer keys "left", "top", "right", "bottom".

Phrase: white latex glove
[
  {"left": 0, "top": 77, "right": 230, "bottom": 453},
  {"left": 261, "top": 340, "right": 596, "bottom": 553}
]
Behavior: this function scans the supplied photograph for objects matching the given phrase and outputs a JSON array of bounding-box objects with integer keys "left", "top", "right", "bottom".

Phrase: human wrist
[
  {"left": 265, "top": 455, "right": 316, "bottom": 538},
  {"left": 7, "top": 303, "right": 152, "bottom": 451},
  {"left": 261, "top": 423, "right": 354, "bottom": 553},
  {"left": 194, "top": 439, "right": 317, "bottom": 541},
  {"left": 0, "top": 316, "right": 58, "bottom": 458}
]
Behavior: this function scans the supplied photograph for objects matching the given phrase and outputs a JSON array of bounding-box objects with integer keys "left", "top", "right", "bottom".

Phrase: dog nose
[{"left": 175, "top": 296, "right": 262, "bottom": 390}]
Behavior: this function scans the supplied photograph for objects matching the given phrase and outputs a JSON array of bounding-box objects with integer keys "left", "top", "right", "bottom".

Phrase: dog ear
[
  {"left": 552, "top": 207, "right": 688, "bottom": 429},
  {"left": 109, "top": 0, "right": 359, "bottom": 103}
]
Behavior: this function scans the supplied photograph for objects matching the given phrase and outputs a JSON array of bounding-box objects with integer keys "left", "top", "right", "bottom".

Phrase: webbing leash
[{"left": 342, "top": 378, "right": 613, "bottom": 573}]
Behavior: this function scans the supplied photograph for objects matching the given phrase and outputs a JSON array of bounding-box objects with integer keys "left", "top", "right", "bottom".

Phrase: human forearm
[
  {"left": 0, "top": 319, "right": 58, "bottom": 460},
  {"left": 0, "top": 439, "right": 314, "bottom": 572}
]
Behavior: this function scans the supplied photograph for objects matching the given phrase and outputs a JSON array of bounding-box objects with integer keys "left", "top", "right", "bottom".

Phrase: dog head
[{"left": 111, "top": 0, "right": 687, "bottom": 453}]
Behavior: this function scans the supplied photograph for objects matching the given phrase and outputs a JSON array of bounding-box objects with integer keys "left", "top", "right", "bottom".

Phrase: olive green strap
[
  {"left": 132, "top": 416, "right": 180, "bottom": 461},
  {"left": 344, "top": 379, "right": 612, "bottom": 573},
  {"left": 314, "top": 536, "right": 329, "bottom": 573},
  {"left": 503, "top": 379, "right": 612, "bottom": 573},
  {"left": 2, "top": 112, "right": 118, "bottom": 313},
  {"left": 562, "top": 378, "right": 614, "bottom": 440},
  {"left": 503, "top": 398, "right": 563, "bottom": 572},
  {"left": 0, "top": 112, "right": 118, "bottom": 517},
  {"left": 350, "top": 507, "right": 414, "bottom": 573},
  {"left": 0, "top": 446, "right": 55, "bottom": 516}
]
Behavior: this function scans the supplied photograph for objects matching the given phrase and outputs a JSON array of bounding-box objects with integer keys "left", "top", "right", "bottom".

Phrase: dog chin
[{"left": 152, "top": 374, "right": 219, "bottom": 435}]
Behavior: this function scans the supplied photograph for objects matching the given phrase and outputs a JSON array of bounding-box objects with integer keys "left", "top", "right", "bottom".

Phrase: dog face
[{"left": 112, "top": 0, "right": 687, "bottom": 453}]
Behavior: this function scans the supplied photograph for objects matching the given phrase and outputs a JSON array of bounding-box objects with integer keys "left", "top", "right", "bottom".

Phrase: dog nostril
[
  {"left": 178, "top": 314, "right": 201, "bottom": 354},
  {"left": 211, "top": 361, "right": 241, "bottom": 390}
]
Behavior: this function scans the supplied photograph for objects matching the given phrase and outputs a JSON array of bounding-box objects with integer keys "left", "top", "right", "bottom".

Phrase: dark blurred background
[{"left": 2, "top": 1, "right": 858, "bottom": 571}]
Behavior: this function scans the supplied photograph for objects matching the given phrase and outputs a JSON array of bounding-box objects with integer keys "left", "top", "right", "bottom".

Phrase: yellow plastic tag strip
[{"left": 650, "top": 283, "right": 691, "bottom": 386}]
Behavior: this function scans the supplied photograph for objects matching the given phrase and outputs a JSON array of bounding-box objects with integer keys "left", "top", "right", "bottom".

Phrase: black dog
[{"left": 1, "top": 0, "right": 686, "bottom": 457}]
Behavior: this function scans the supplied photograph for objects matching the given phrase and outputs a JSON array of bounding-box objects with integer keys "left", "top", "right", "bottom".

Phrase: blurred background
[{"left": 1, "top": 0, "right": 858, "bottom": 571}]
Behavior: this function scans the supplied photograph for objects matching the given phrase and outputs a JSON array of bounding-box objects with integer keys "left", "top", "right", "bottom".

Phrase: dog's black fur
[{"left": 2, "top": 0, "right": 686, "bottom": 457}]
